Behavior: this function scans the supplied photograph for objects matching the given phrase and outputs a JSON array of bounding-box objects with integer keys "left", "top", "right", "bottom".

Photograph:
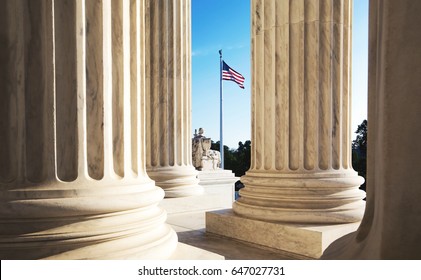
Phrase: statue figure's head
[{"left": 198, "top": 127, "right": 204, "bottom": 135}]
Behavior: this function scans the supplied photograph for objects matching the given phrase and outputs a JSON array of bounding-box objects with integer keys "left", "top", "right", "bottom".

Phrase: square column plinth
[{"left": 206, "top": 209, "right": 360, "bottom": 259}]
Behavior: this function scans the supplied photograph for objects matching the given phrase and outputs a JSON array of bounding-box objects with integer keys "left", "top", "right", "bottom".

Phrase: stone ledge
[
  {"left": 206, "top": 209, "right": 360, "bottom": 259},
  {"left": 197, "top": 169, "right": 238, "bottom": 186},
  {"left": 160, "top": 175, "right": 235, "bottom": 214}
]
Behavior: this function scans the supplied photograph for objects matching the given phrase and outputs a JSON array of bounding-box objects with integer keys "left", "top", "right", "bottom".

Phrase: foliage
[
  {"left": 211, "top": 140, "right": 251, "bottom": 177},
  {"left": 211, "top": 119, "right": 368, "bottom": 194},
  {"left": 352, "top": 119, "right": 367, "bottom": 192}
]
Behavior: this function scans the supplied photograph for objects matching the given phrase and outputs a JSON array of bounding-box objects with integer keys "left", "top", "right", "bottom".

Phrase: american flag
[{"left": 222, "top": 61, "right": 245, "bottom": 89}]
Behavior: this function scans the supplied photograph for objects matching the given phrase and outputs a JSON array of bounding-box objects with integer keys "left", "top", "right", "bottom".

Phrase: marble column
[
  {"left": 234, "top": 0, "right": 365, "bottom": 223},
  {"left": 0, "top": 0, "right": 177, "bottom": 259},
  {"left": 323, "top": 0, "right": 421, "bottom": 259},
  {"left": 145, "top": 0, "right": 203, "bottom": 198}
]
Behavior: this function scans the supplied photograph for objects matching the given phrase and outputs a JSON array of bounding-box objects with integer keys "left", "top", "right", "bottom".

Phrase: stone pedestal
[
  {"left": 207, "top": 209, "right": 360, "bottom": 259},
  {"left": 198, "top": 170, "right": 237, "bottom": 187},
  {"left": 322, "top": 0, "right": 421, "bottom": 259},
  {"left": 145, "top": 0, "right": 203, "bottom": 198},
  {"left": 0, "top": 0, "right": 176, "bottom": 259}
]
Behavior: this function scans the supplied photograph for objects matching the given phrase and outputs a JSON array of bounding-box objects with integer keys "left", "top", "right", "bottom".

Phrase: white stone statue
[{"left": 192, "top": 128, "right": 221, "bottom": 170}]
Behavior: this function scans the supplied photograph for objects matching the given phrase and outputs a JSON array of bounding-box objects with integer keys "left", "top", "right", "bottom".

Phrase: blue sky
[{"left": 192, "top": 0, "right": 368, "bottom": 149}]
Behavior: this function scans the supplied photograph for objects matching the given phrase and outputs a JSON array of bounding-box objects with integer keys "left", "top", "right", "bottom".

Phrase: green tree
[
  {"left": 211, "top": 140, "right": 251, "bottom": 177},
  {"left": 352, "top": 119, "right": 367, "bottom": 192},
  {"left": 234, "top": 140, "right": 251, "bottom": 177}
]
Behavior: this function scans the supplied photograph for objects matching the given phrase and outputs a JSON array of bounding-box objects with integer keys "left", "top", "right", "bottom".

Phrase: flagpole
[{"left": 219, "top": 49, "right": 224, "bottom": 169}]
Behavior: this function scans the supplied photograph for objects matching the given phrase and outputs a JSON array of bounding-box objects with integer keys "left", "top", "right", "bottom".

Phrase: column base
[
  {"left": 0, "top": 183, "right": 179, "bottom": 260},
  {"left": 320, "top": 230, "right": 369, "bottom": 259},
  {"left": 148, "top": 166, "right": 203, "bottom": 198},
  {"left": 0, "top": 217, "right": 179, "bottom": 260},
  {"left": 206, "top": 209, "right": 361, "bottom": 259},
  {"left": 236, "top": 170, "right": 366, "bottom": 223}
]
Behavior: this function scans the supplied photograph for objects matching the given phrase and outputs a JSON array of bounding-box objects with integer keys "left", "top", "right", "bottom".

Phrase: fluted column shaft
[
  {"left": 0, "top": 0, "right": 177, "bottom": 259},
  {"left": 234, "top": 0, "right": 365, "bottom": 223},
  {"left": 145, "top": 0, "right": 202, "bottom": 198},
  {"left": 323, "top": 0, "right": 421, "bottom": 259}
]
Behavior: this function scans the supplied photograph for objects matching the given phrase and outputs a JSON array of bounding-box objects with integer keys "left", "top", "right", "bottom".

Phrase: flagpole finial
[{"left": 219, "top": 49, "right": 222, "bottom": 56}]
